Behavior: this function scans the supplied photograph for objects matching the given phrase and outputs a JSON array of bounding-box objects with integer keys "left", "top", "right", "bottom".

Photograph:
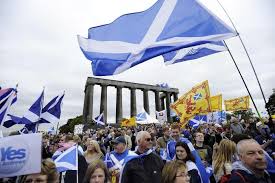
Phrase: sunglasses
[{"left": 145, "top": 138, "right": 153, "bottom": 142}]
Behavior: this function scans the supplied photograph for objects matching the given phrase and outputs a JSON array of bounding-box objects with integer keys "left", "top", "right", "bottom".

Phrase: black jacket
[
  {"left": 228, "top": 161, "right": 275, "bottom": 183},
  {"left": 120, "top": 151, "right": 164, "bottom": 183}
]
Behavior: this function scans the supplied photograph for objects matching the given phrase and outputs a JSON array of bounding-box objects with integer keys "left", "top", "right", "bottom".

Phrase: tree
[
  {"left": 59, "top": 115, "right": 84, "bottom": 133},
  {"left": 232, "top": 109, "right": 255, "bottom": 121},
  {"left": 266, "top": 89, "right": 275, "bottom": 115}
]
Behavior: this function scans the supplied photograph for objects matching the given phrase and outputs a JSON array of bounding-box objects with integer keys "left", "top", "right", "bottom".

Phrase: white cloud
[{"left": 1, "top": 0, "right": 274, "bottom": 132}]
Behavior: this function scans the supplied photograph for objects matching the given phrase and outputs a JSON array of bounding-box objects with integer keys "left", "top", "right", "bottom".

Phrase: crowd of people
[{"left": 1, "top": 116, "right": 275, "bottom": 183}]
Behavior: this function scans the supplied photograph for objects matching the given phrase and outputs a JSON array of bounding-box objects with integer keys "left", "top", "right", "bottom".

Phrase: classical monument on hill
[{"left": 83, "top": 77, "right": 179, "bottom": 124}]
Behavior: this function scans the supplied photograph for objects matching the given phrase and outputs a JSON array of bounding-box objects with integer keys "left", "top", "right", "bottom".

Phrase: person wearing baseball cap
[{"left": 104, "top": 136, "right": 137, "bottom": 183}]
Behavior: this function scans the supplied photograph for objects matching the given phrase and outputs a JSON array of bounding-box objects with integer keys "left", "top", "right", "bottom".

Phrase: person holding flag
[
  {"left": 166, "top": 124, "right": 209, "bottom": 183},
  {"left": 53, "top": 135, "right": 87, "bottom": 183},
  {"left": 104, "top": 136, "right": 137, "bottom": 183}
]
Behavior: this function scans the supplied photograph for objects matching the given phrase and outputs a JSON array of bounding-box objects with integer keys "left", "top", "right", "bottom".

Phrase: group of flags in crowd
[
  {"left": 171, "top": 80, "right": 249, "bottom": 127},
  {"left": 92, "top": 80, "right": 249, "bottom": 129},
  {"left": 78, "top": 0, "right": 237, "bottom": 76},
  {"left": 0, "top": 87, "right": 65, "bottom": 134},
  {"left": 112, "top": 80, "right": 248, "bottom": 129}
]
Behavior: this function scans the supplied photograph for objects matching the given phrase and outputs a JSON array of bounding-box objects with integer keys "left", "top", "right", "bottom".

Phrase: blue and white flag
[
  {"left": 136, "top": 110, "right": 159, "bottom": 124},
  {"left": 0, "top": 88, "right": 17, "bottom": 126},
  {"left": 207, "top": 111, "right": 226, "bottom": 123},
  {"left": 40, "top": 93, "right": 65, "bottom": 124},
  {"left": 188, "top": 115, "right": 207, "bottom": 129},
  {"left": 94, "top": 113, "right": 105, "bottom": 126},
  {"left": 2, "top": 114, "right": 22, "bottom": 128},
  {"left": 21, "top": 90, "right": 44, "bottom": 125},
  {"left": 54, "top": 145, "right": 78, "bottom": 172},
  {"left": 163, "top": 41, "right": 227, "bottom": 65},
  {"left": 78, "top": 0, "right": 236, "bottom": 76},
  {"left": 156, "top": 83, "right": 169, "bottom": 88}
]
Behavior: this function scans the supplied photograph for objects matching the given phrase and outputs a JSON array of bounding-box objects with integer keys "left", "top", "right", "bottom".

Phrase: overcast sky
[{"left": 1, "top": 0, "right": 274, "bottom": 132}]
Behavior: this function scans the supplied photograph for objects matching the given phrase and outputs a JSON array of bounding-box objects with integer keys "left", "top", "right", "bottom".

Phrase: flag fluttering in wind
[
  {"left": 163, "top": 41, "right": 227, "bottom": 65},
  {"left": 40, "top": 93, "right": 65, "bottom": 124},
  {"left": 21, "top": 90, "right": 44, "bottom": 125},
  {"left": 224, "top": 96, "right": 250, "bottom": 111},
  {"left": 78, "top": 0, "right": 236, "bottom": 76},
  {"left": 136, "top": 110, "right": 159, "bottom": 124},
  {"left": 54, "top": 145, "right": 78, "bottom": 172},
  {"left": 94, "top": 113, "right": 105, "bottom": 126},
  {"left": 171, "top": 80, "right": 211, "bottom": 125},
  {"left": 3, "top": 92, "right": 65, "bottom": 132},
  {"left": 188, "top": 115, "right": 207, "bottom": 129},
  {"left": 0, "top": 88, "right": 17, "bottom": 126},
  {"left": 121, "top": 117, "right": 136, "bottom": 127},
  {"left": 210, "top": 94, "right": 222, "bottom": 112},
  {"left": 2, "top": 114, "right": 21, "bottom": 128}
]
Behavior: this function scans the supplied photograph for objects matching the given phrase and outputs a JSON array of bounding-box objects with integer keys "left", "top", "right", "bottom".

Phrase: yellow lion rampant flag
[
  {"left": 121, "top": 117, "right": 136, "bottom": 127},
  {"left": 210, "top": 94, "right": 222, "bottom": 112},
  {"left": 171, "top": 80, "right": 211, "bottom": 125},
  {"left": 224, "top": 96, "right": 250, "bottom": 111}
]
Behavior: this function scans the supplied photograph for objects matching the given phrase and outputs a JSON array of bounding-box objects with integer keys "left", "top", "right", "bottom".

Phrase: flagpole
[
  {"left": 224, "top": 42, "right": 261, "bottom": 118},
  {"left": 216, "top": 0, "right": 270, "bottom": 119},
  {"left": 76, "top": 144, "right": 79, "bottom": 183},
  {"left": 56, "top": 121, "right": 60, "bottom": 135}
]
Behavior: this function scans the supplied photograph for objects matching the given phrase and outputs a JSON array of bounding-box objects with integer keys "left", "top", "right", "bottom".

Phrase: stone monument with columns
[{"left": 83, "top": 77, "right": 179, "bottom": 124}]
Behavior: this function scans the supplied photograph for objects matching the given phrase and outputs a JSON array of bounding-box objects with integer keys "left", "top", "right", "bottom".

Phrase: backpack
[{"left": 218, "top": 169, "right": 247, "bottom": 183}]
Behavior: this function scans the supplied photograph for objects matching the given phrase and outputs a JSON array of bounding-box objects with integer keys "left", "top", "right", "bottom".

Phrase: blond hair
[
  {"left": 85, "top": 139, "right": 103, "bottom": 156},
  {"left": 213, "top": 139, "right": 236, "bottom": 174}
]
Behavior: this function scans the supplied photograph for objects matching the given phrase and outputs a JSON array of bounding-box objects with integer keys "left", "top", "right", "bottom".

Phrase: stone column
[
  {"left": 83, "top": 84, "right": 94, "bottom": 123},
  {"left": 160, "top": 94, "right": 165, "bottom": 110},
  {"left": 166, "top": 92, "right": 172, "bottom": 123},
  {"left": 173, "top": 92, "right": 179, "bottom": 102},
  {"left": 116, "top": 87, "right": 123, "bottom": 123},
  {"left": 143, "top": 89, "right": 150, "bottom": 114},
  {"left": 154, "top": 90, "right": 161, "bottom": 112},
  {"left": 100, "top": 85, "right": 107, "bottom": 122},
  {"left": 130, "top": 88, "right": 137, "bottom": 117}
]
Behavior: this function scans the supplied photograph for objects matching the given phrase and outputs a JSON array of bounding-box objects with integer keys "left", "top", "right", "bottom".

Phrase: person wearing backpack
[{"left": 228, "top": 139, "right": 275, "bottom": 183}]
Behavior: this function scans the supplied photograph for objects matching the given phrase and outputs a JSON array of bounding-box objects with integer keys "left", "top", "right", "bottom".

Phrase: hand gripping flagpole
[
  {"left": 216, "top": 0, "right": 270, "bottom": 118},
  {"left": 223, "top": 41, "right": 261, "bottom": 118}
]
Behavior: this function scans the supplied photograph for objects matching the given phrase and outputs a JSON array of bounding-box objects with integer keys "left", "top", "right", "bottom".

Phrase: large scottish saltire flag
[
  {"left": 78, "top": 0, "right": 236, "bottom": 76},
  {"left": 163, "top": 41, "right": 227, "bottom": 65},
  {"left": 40, "top": 93, "right": 65, "bottom": 124},
  {"left": 54, "top": 145, "right": 78, "bottom": 172},
  {"left": 0, "top": 88, "right": 17, "bottom": 126}
]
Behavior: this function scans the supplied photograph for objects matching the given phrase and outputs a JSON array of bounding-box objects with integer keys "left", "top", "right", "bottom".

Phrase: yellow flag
[
  {"left": 272, "top": 115, "right": 275, "bottom": 119},
  {"left": 121, "top": 117, "right": 136, "bottom": 127},
  {"left": 210, "top": 94, "right": 222, "bottom": 112},
  {"left": 171, "top": 80, "right": 211, "bottom": 124},
  {"left": 224, "top": 96, "right": 250, "bottom": 111}
]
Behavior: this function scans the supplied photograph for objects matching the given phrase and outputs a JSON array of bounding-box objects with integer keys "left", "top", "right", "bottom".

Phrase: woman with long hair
[
  {"left": 161, "top": 160, "right": 190, "bottom": 183},
  {"left": 212, "top": 139, "right": 237, "bottom": 182},
  {"left": 175, "top": 141, "right": 202, "bottom": 183},
  {"left": 83, "top": 160, "right": 111, "bottom": 183},
  {"left": 84, "top": 139, "right": 104, "bottom": 164}
]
